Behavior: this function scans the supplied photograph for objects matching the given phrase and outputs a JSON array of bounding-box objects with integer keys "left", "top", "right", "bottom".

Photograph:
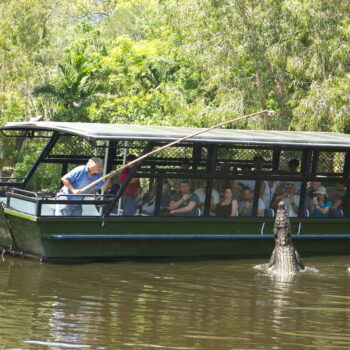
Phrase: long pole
[{"left": 80, "top": 109, "right": 275, "bottom": 192}]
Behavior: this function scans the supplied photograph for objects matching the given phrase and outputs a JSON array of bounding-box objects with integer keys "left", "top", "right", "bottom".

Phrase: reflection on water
[{"left": 0, "top": 256, "right": 350, "bottom": 350}]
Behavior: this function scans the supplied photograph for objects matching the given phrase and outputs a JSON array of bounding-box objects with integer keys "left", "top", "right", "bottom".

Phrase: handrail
[
  {"left": 49, "top": 233, "right": 350, "bottom": 240},
  {"left": 0, "top": 177, "right": 25, "bottom": 180},
  {"left": 12, "top": 188, "right": 38, "bottom": 197},
  {"left": 296, "top": 222, "right": 302, "bottom": 235}
]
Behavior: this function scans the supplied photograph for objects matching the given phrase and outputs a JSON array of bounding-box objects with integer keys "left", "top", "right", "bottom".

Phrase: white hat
[{"left": 314, "top": 186, "right": 327, "bottom": 195}]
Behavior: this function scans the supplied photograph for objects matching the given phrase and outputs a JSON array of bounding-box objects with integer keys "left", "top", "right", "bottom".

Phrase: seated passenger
[
  {"left": 305, "top": 181, "right": 322, "bottom": 209},
  {"left": 141, "top": 179, "right": 171, "bottom": 215},
  {"left": 215, "top": 187, "right": 238, "bottom": 217},
  {"left": 271, "top": 182, "right": 300, "bottom": 217},
  {"left": 327, "top": 182, "right": 346, "bottom": 210},
  {"left": 260, "top": 180, "right": 280, "bottom": 209},
  {"left": 119, "top": 154, "right": 142, "bottom": 216},
  {"left": 169, "top": 180, "right": 199, "bottom": 216},
  {"left": 309, "top": 186, "right": 332, "bottom": 218},
  {"left": 194, "top": 179, "right": 220, "bottom": 216},
  {"left": 238, "top": 187, "right": 265, "bottom": 217},
  {"left": 288, "top": 158, "right": 300, "bottom": 172},
  {"left": 253, "top": 155, "right": 264, "bottom": 171}
]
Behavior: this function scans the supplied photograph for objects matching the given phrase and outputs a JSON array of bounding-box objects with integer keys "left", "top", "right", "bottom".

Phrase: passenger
[
  {"left": 327, "top": 182, "right": 346, "bottom": 210},
  {"left": 305, "top": 181, "right": 322, "bottom": 208},
  {"left": 141, "top": 179, "right": 171, "bottom": 215},
  {"left": 253, "top": 155, "right": 264, "bottom": 171},
  {"left": 179, "top": 158, "right": 190, "bottom": 170},
  {"left": 55, "top": 157, "right": 113, "bottom": 216},
  {"left": 309, "top": 186, "right": 332, "bottom": 217},
  {"left": 238, "top": 187, "right": 265, "bottom": 217},
  {"left": 271, "top": 182, "right": 300, "bottom": 217},
  {"left": 288, "top": 158, "right": 300, "bottom": 172},
  {"left": 215, "top": 187, "right": 238, "bottom": 217},
  {"left": 260, "top": 180, "right": 280, "bottom": 209},
  {"left": 169, "top": 180, "right": 199, "bottom": 216},
  {"left": 119, "top": 154, "right": 142, "bottom": 216},
  {"left": 194, "top": 179, "right": 220, "bottom": 216}
]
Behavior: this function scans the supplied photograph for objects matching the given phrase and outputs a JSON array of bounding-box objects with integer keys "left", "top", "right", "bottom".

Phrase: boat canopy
[{"left": 2, "top": 121, "right": 350, "bottom": 148}]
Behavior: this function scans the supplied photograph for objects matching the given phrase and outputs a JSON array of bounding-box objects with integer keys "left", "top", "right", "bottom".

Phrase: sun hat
[{"left": 314, "top": 186, "right": 327, "bottom": 195}]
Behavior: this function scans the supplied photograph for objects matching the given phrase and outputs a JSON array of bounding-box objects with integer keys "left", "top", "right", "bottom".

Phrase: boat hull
[{"left": 1, "top": 208, "right": 350, "bottom": 262}]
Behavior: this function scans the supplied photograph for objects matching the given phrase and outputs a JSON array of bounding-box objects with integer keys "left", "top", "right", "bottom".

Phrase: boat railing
[
  {"left": 12, "top": 188, "right": 38, "bottom": 197},
  {"left": 0, "top": 176, "right": 26, "bottom": 186},
  {"left": 5, "top": 190, "right": 116, "bottom": 217}
]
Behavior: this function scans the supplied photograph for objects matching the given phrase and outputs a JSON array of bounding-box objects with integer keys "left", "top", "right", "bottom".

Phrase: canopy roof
[{"left": 2, "top": 121, "right": 350, "bottom": 148}]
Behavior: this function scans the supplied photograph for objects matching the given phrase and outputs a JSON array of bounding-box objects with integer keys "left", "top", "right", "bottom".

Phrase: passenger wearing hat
[{"left": 309, "top": 185, "right": 332, "bottom": 218}]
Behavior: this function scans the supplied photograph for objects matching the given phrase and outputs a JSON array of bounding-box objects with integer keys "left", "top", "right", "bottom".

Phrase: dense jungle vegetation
[{"left": 1, "top": 0, "right": 350, "bottom": 188}]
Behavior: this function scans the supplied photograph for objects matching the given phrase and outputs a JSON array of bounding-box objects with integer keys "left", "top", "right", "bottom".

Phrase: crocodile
[{"left": 267, "top": 201, "right": 304, "bottom": 275}]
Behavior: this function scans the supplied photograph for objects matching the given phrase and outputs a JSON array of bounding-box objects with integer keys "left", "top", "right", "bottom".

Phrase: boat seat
[
  {"left": 328, "top": 208, "right": 344, "bottom": 218},
  {"left": 264, "top": 208, "right": 275, "bottom": 218},
  {"left": 194, "top": 207, "right": 202, "bottom": 216}
]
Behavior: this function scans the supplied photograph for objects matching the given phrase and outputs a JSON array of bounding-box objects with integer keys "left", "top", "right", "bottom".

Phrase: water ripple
[{"left": 1, "top": 257, "right": 350, "bottom": 349}]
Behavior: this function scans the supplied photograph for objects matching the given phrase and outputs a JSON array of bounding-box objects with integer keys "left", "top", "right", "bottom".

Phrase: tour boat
[{"left": 0, "top": 121, "right": 349, "bottom": 262}]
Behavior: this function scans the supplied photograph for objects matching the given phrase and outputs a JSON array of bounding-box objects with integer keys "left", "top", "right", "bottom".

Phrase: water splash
[{"left": 253, "top": 263, "right": 319, "bottom": 275}]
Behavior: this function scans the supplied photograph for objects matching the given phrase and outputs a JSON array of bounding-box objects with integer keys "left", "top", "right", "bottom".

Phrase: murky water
[{"left": 0, "top": 255, "right": 350, "bottom": 350}]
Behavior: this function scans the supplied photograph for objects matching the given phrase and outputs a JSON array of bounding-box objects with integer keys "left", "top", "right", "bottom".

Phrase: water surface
[{"left": 0, "top": 255, "right": 350, "bottom": 350}]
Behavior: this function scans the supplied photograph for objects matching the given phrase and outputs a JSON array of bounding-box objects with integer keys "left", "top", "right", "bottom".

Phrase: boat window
[
  {"left": 315, "top": 151, "right": 346, "bottom": 175},
  {"left": 25, "top": 163, "right": 62, "bottom": 194},
  {"left": 305, "top": 180, "right": 347, "bottom": 218},
  {"left": 211, "top": 176, "right": 266, "bottom": 218},
  {"left": 216, "top": 146, "right": 273, "bottom": 172},
  {"left": 141, "top": 144, "right": 207, "bottom": 175},
  {"left": 269, "top": 180, "right": 302, "bottom": 218},
  {"left": 48, "top": 136, "right": 106, "bottom": 169},
  {"left": 2, "top": 135, "right": 50, "bottom": 188},
  {"left": 278, "top": 150, "right": 302, "bottom": 173}
]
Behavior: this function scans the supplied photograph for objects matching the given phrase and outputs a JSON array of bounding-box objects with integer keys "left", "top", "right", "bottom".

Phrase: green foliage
[{"left": 3, "top": 0, "right": 350, "bottom": 191}]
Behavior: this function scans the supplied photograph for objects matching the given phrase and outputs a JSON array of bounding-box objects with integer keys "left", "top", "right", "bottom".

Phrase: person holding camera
[
  {"left": 309, "top": 186, "right": 332, "bottom": 218},
  {"left": 271, "top": 182, "right": 300, "bottom": 217}
]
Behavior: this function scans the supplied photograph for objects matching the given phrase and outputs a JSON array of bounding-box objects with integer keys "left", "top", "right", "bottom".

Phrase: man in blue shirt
[{"left": 55, "top": 157, "right": 113, "bottom": 216}]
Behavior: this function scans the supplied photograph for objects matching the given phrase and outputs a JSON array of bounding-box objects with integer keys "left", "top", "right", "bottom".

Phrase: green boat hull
[{"left": 1, "top": 208, "right": 350, "bottom": 262}]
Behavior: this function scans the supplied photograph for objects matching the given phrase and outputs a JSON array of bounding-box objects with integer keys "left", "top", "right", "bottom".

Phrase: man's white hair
[{"left": 87, "top": 157, "right": 104, "bottom": 168}]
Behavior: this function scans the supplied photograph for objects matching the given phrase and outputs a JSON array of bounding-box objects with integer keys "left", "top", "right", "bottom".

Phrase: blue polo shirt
[{"left": 60, "top": 165, "right": 104, "bottom": 200}]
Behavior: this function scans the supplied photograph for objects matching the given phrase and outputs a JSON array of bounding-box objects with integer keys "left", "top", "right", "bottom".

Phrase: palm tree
[{"left": 33, "top": 49, "right": 103, "bottom": 115}]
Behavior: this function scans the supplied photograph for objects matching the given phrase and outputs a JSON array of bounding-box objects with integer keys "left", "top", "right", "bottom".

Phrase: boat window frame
[{"left": 2, "top": 128, "right": 350, "bottom": 219}]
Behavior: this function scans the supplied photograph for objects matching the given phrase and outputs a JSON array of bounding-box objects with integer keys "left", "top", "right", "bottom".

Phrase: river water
[{"left": 0, "top": 255, "right": 350, "bottom": 350}]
